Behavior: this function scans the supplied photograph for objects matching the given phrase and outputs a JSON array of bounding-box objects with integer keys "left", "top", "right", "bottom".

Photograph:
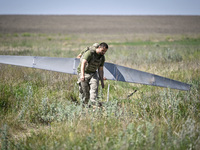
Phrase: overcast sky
[{"left": 0, "top": 0, "right": 200, "bottom": 15}]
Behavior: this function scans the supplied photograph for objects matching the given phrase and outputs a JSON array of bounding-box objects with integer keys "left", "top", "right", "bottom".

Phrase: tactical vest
[{"left": 80, "top": 49, "right": 104, "bottom": 73}]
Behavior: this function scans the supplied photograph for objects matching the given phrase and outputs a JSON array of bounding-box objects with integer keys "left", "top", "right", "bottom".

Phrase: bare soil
[{"left": 0, "top": 15, "right": 200, "bottom": 35}]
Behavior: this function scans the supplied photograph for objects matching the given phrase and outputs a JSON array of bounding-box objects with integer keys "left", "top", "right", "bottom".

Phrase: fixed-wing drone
[{"left": 0, "top": 55, "right": 191, "bottom": 91}]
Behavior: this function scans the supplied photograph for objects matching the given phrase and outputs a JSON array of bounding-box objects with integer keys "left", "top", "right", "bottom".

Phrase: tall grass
[{"left": 0, "top": 33, "right": 200, "bottom": 149}]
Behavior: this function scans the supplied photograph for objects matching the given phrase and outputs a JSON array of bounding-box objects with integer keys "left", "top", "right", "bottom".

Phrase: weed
[
  {"left": 21, "top": 33, "right": 31, "bottom": 37},
  {"left": 0, "top": 124, "right": 9, "bottom": 150},
  {"left": 0, "top": 34, "right": 199, "bottom": 149}
]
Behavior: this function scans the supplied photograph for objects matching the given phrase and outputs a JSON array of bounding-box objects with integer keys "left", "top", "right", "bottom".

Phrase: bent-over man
[{"left": 77, "top": 42, "right": 108, "bottom": 105}]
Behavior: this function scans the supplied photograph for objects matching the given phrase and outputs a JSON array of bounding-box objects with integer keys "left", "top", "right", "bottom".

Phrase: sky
[{"left": 0, "top": 0, "right": 200, "bottom": 15}]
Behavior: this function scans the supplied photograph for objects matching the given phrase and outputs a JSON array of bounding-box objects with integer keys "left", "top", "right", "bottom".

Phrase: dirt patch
[{"left": 0, "top": 15, "right": 200, "bottom": 35}]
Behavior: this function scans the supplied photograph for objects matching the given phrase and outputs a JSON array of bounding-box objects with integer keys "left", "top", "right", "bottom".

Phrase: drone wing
[
  {"left": 0, "top": 55, "right": 191, "bottom": 91},
  {"left": 103, "top": 62, "right": 191, "bottom": 91},
  {"left": 0, "top": 55, "right": 79, "bottom": 75}
]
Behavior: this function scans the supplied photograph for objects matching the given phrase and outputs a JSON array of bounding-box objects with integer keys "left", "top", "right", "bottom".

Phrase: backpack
[{"left": 79, "top": 43, "right": 99, "bottom": 59}]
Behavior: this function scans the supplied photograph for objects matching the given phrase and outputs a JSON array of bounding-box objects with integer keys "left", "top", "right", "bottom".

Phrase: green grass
[
  {"left": 0, "top": 33, "right": 200, "bottom": 149},
  {"left": 110, "top": 36, "right": 200, "bottom": 46}
]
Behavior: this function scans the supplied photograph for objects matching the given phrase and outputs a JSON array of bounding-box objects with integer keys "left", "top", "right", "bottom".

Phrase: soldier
[{"left": 77, "top": 42, "right": 108, "bottom": 106}]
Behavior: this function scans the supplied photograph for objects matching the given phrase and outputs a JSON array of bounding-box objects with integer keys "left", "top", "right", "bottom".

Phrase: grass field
[{"left": 0, "top": 15, "right": 200, "bottom": 149}]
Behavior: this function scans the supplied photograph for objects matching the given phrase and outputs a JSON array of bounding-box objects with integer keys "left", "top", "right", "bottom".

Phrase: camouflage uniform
[{"left": 77, "top": 46, "right": 105, "bottom": 105}]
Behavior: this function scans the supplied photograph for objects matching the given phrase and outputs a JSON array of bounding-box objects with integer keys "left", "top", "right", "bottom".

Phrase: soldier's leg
[
  {"left": 78, "top": 82, "right": 84, "bottom": 101},
  {"left": 78, "top": 73, "right": 90, "bottom": 104},
  {"left": 89, "top": 72, "right": 99, "bottom": 105},
  {"left": 80, "top": 81, "right": 90, "bottom": 104}
]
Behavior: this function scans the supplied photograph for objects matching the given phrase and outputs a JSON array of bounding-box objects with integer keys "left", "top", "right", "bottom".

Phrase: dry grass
[{"left": 0, "top": 15, "right": 200, "bottom": 35}]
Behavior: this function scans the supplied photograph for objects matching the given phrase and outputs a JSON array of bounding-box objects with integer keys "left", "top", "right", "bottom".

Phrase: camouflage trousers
[{"left": 77, "top": 72, "right": 99, "bottom": 105}]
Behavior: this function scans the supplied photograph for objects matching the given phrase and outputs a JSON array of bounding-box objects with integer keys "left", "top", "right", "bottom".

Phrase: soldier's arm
[
  {"left": 76, "top": 54, "right": 82, "bottom": 58},
  {"left": 98, "top": 66, "right": 104, "bottom": 88},
  {"left": 81, "top": 59, "right": 87, "bottom": 81}
]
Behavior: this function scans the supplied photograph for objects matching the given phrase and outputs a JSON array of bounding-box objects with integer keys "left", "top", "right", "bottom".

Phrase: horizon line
[{"left": 0, "top": 14, "right": 200, "bottom": 16}]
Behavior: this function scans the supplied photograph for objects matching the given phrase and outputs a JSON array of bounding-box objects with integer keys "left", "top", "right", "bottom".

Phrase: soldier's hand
[{"left": 80, "top": 75, "right": 85, "bottom": 81}]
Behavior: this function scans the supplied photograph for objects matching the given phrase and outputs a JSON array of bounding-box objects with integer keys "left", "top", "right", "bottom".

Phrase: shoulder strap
[{"left": 79, "top": 43, "right": 99, "bottom": 58}]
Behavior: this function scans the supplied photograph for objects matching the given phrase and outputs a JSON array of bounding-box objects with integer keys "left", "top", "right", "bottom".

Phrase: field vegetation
[{"left": 0, "top": 15, "right": 200, "bottom": 149}]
